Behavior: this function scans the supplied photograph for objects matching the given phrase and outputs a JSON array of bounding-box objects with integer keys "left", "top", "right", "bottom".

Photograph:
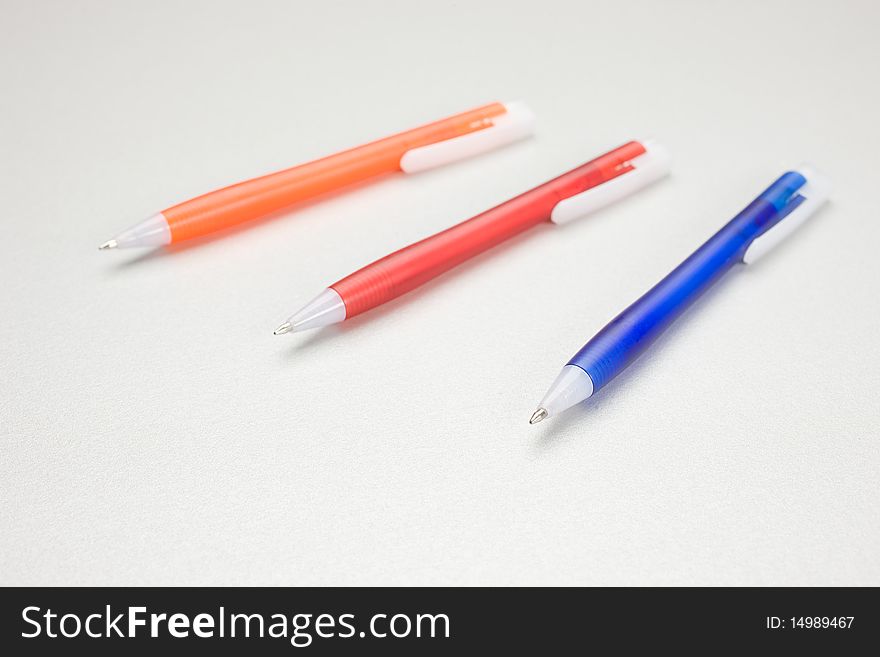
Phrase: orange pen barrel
[{"left": 161, "top": 103, "right": 509, "bottom": 243}]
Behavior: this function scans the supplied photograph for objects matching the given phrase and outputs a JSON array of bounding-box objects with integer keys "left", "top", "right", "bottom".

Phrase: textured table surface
[{"left": 2, "top": 0, "right": 878, "bottom": 585}]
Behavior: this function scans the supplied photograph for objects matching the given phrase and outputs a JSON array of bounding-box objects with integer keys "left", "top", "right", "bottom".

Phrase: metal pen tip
[
  {"left": 98, "top": 239, "right": 118, "bottom": 250},
  {"left": 273, "top": 321, "right": 293, "bottom": 336},
  {"left": 529, "top": 407, "right": 548, "bottom": 425}
]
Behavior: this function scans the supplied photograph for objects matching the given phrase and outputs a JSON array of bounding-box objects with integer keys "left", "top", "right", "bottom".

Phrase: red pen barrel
[{"left": 331, "top": 141, "right": 646, "bottom": 318}]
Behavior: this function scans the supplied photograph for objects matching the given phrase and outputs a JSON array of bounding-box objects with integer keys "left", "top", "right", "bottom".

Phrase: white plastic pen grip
[
  {"left": 399, "top": 101, "right": 535, "bottom": 173},
  {"left": 549, "top": 141, "right": 671, "bottom": 225}
]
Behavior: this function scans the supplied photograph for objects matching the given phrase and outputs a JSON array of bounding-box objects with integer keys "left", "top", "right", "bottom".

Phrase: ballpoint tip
[
  {"left": 273, "top": 321, "right": 293, "bottom": 336},
  {"left": 98, "top": 239, "right": 118, "bottom": 250},
  {"left": 529, "top": 407, "right": 548, "bottom": 425}
]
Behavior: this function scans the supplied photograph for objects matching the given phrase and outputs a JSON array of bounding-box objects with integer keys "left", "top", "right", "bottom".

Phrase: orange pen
[{"left": 98, "top": 101, "right": 534, "bottom": 250}]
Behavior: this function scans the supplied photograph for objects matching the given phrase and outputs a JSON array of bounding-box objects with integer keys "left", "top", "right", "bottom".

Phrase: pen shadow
[
  {"left": 530, "top": 268, "right": 746, "bottom": 449},
  {"left": 103, "top": 174, "right": 396, "bottom": 271},
  {"left": 280, "top": 220, "right": 558, "bottom": 358}
]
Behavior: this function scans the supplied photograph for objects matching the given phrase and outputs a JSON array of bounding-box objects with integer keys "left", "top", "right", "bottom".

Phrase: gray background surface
[{"left": 2, "top": 0, "right": 878, "bottom": 585}]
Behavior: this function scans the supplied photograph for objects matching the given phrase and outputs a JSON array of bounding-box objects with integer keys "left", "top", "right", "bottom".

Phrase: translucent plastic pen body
[
  {"left": 275, "top": 140, "right": 670, "bottom": 335},
  {"left": 98, "top": 102, "right": 535, "bottom": 249},
  {"left": 530, "top": 166, "right": 831, "bottom": 424}
]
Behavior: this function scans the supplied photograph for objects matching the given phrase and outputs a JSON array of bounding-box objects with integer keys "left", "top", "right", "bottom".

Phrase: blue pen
[{"left": 529, "top": 166, "right": 831, "bottom": 424}]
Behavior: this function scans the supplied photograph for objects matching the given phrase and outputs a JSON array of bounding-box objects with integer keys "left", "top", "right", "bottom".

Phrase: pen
[
  {"left": 274, "top": 140, "right": 670, "bottom": 334},
  {"left": 98, "top": 101, "right": 535, "bottom": 250},
  {"left": 529, "top": 166, "right": 831, "bottom": 424}
]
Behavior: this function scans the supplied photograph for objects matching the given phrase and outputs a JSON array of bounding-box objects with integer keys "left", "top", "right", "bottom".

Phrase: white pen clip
[
  {"left": 549, "top": 139, "right": 672, "bottom": 224},
  {"left": 399, "top": 101, "right": 536, "bottom": 173},
  {"left": 742, "top": 165, "right": 832, "bottom": 264}
]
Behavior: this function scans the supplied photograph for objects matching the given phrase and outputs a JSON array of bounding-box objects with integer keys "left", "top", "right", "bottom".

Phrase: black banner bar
[{"left": 1, "top": 587, "right": 876, "bottom": 653}]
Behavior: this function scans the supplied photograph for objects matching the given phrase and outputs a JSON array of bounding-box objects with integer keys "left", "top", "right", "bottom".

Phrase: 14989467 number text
[{"left": 765, "top": 616, "right": 854, "bottom": 630}]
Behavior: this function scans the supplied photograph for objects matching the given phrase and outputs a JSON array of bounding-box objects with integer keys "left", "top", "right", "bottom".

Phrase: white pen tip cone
[
  {"left": 529, "top": 408, "right": 549, "bottom": 425},
  {"left": 536, "top": 365, "right": 595, "bottom": 420},
  {"left": 101, "top": 213, "right": 172, "bottom": 249},
  {"left": 280, "top": 288, "right": 347, "bottom": 334}
]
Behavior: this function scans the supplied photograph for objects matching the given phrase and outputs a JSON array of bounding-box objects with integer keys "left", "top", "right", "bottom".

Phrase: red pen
[{"left": 274, "top": 140, "right": 670, "bottom": 335}]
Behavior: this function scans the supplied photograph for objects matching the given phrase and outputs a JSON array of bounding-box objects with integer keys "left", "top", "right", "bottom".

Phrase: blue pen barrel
[{"left": 569, "top": 172, "right": 807, "bottom": 393}]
